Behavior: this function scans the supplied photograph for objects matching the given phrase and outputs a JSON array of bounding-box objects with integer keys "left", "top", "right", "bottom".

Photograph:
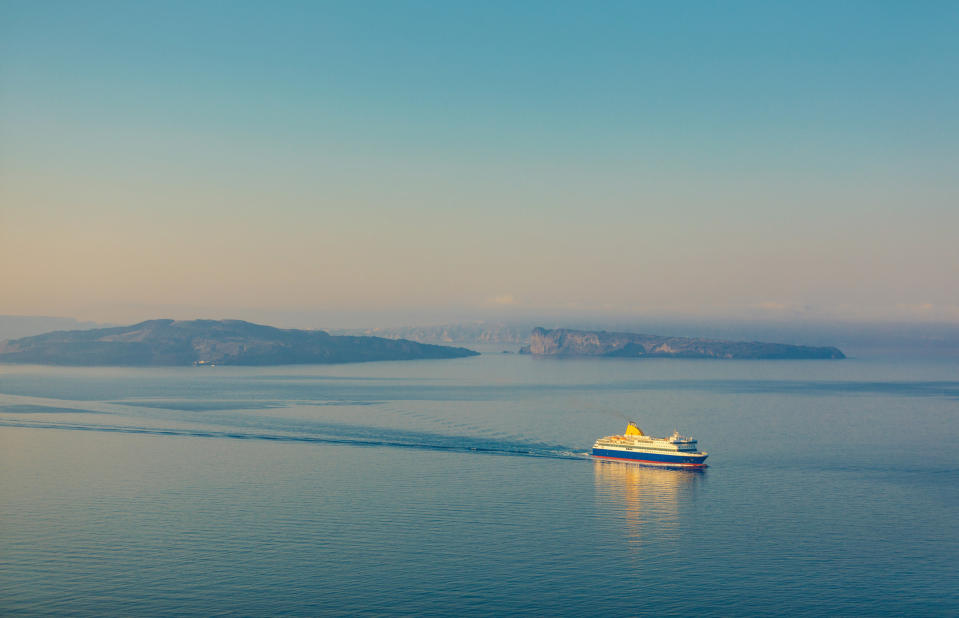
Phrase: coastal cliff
[
  {"left": 0, "top": 319, "right": 479, "bottom": 366},
  {"left": 519, "top": 327, "right": 845, "bottom": 359}
]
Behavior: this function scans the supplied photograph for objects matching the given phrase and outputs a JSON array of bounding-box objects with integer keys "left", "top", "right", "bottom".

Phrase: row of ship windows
[{"left": 601, "top": 444, "right": 695, "bottom": 452}]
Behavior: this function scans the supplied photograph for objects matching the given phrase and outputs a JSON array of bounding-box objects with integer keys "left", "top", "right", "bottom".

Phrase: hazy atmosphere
[
  {"left": 2, "top": 1, "right": 957, "bottom": 327},
  {"left": 3, "top": 3, "right": 959, "bottom": 616}
]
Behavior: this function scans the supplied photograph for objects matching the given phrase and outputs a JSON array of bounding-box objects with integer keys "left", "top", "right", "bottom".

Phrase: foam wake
[{"left": 0, "top": 418, "right": 591, "bottom": 461}]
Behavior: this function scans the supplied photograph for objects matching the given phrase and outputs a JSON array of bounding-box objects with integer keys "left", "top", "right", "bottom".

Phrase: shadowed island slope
[
  {"left": 520, "top": 327, "right": 845, "bottom": 359},
  {"left": 0, "top": 319, "right": 479, "bottom": 366}
]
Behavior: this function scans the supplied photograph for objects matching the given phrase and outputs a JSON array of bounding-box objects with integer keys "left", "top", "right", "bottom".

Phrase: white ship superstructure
[{"left": 592, "top": 422, "right": 708, "bottom": 467}]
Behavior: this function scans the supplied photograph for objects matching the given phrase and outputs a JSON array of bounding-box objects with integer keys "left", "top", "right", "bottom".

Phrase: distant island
[
  {"left": 520, "top": 327, "right": 845, "bottom": 359},
  {"left": 0, "top": 319, "right": 479, "bottom": 366},
  {"left": 334, "top": 322, "right": 529, "bottom": 345}
]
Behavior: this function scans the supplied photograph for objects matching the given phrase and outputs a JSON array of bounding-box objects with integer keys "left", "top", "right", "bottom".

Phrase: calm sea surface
[{"left": 1, "top": 352, "right": 957, "bottom": 615}]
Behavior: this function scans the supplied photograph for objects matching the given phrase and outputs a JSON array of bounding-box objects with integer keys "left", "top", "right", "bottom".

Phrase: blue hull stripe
[{"left": 592, "top": 448, "right": 707, "bottom": 465}]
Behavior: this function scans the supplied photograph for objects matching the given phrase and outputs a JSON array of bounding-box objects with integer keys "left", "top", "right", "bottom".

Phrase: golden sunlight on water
[{"left": 593, "top": 461, "right": 703, "bottom": 548}]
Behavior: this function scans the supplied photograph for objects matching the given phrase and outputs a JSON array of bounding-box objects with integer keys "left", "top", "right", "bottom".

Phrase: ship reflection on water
[{"left": 593, "top": 460, "right": 703, "bottom": 548}]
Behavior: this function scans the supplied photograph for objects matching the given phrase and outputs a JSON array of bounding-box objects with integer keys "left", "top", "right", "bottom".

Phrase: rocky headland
[{"left": 519, "top": 327, "right": 845, "bottom": 359}]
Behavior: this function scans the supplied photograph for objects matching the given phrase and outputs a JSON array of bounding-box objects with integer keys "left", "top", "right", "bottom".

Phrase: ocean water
[{"left": 1, "top": 352, "right": 957, "bottom": 615}]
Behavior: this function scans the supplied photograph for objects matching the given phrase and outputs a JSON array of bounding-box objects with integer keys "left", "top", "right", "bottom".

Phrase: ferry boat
[{"left": 592, "top": 422, "right": 708, "bottom": 468}]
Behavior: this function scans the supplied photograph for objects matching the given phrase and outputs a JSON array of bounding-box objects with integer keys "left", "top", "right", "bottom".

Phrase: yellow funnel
[{"left": 625, "top": 422, "right": 644, "bottom": 436}]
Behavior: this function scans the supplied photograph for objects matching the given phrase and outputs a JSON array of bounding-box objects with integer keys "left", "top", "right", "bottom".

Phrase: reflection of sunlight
[{"left": 593, "top": 460, "right": 703, "bottom": 548}]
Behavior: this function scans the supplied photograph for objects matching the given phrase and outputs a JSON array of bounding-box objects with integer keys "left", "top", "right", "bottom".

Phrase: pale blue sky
[{"left": 2, "top": 1, "right": 957, "bottom": 325}]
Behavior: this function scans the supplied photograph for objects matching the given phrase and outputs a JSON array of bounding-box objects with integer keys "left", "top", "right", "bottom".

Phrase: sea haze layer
[{"left": 1, "top": 354, "right": 957, "bottom": 615}]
